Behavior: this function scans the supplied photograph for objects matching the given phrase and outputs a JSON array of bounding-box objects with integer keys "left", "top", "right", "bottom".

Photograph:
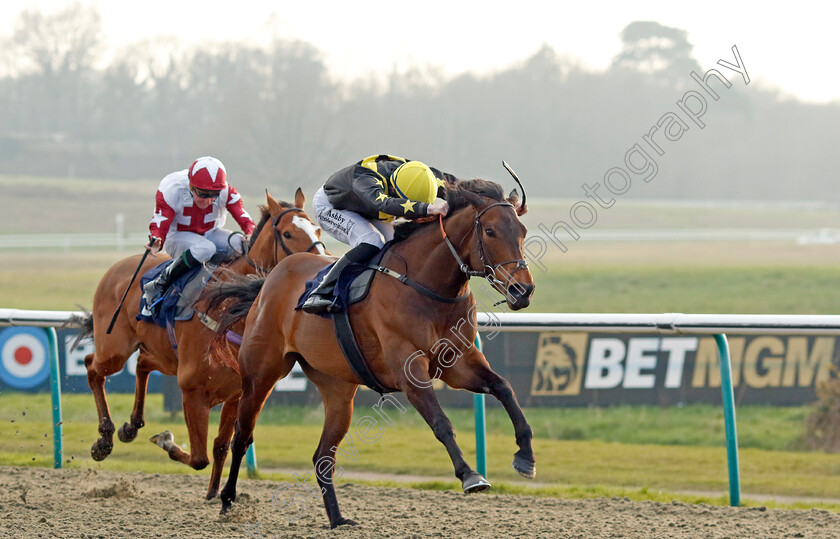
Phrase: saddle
[
  {"left": 136, "top": 260, "right": 217, "bottom": 348},
  {"left": 295, "top": 247, "right": 387, "bottom": 316},
  {"left": 296, "top": 244, "right": 470, "bottom": 395}
]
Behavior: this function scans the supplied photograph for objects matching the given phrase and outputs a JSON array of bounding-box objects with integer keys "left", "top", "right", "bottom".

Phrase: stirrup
[
  {"left": 141, "top": 279, "right": 166, "bottom": 316},
  {"left": 301, "top": 293, "right": 337, "bottom": 314}
]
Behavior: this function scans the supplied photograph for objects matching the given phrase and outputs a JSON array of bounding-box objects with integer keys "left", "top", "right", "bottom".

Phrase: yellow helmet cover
[{"left": 390, "top": 161, "right": 437, "bottom": 204}]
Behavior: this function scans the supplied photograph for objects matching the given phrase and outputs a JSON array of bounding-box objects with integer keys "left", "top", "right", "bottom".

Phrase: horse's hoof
[
  {"left": 90, "top": 438, "right": 113, "bottom": 461},
  {"left": 512, "top": 454, "right": 536, "bottom": 479},
  {"left": 462, "top": 471, "right": 491, "bottom": 493},
  {"left": 331, "top": 517, "right": 359, "bottom": 528},
  {"left": 117, "top": 422, "right": 138, "bottom": 443},
  {"left": 149, "top": 431, "right": 174, "bottom": 448}
]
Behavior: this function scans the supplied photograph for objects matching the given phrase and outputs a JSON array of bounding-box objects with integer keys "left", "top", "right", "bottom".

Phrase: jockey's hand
[
  {"left": 515, "top": 201, "right": 529, "bottom": 216},
  {"left": 145, "top": 237, "right": 163, "bottom": 257},
  {"left": 427, "top": 200, "right": 449, "bottom": 216}
]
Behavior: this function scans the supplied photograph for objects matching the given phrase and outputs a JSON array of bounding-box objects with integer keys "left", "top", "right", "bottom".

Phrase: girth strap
[{"left": 333, "top": 309, "right": 395, "bottom": 395}]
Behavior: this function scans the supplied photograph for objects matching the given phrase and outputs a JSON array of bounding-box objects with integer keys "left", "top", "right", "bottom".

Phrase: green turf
[{"left": 3, "top": 249, "right": 840, "bottom": 315}]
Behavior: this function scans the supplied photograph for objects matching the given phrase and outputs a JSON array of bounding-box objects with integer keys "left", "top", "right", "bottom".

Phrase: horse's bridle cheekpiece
[
  {"left": 439, "top": 202, "right": 529, "bottom": 296},
  {"left": 241, "top": 207, "right": 326, "bottom": 273},
  {"left": 439, "top": 161, "right": 530, "bottom": 300},
  {"left": 272, "top": 207, "right": 326, "bottom": 260}
]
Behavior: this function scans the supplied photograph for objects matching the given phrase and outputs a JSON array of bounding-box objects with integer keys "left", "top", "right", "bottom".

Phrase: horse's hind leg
[
  {"left": 305, "top": 367, "right": 359, "bottom": 528},
  {"left": 150, "top": 388, "right": 211, "bottom": 470},
  {"left": 118, "top": 352, "right": 153, "bottom": 443},
  {"left": 206, "top": 396, "right": 239, "bottom": 500},
  {"left": 442, "top": 350, "right": 536, "bottom": 479}
]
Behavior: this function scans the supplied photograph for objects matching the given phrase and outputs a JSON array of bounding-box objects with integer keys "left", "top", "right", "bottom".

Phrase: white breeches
[{"left": 312, "top": 186, "right": 394, "bottom": 248}]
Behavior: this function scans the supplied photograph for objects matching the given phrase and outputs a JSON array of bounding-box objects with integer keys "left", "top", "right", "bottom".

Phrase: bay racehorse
[
  {"left": 206, "top": 178, "right": 536, "bottom": 527},
  {"left": 74, "top": 189, "right": 325, "bottom": 499}
]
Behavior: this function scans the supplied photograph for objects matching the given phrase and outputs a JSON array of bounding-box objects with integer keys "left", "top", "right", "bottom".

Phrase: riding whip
[{"left": 106, "top": 239, "right": 156, "bottom": 334}]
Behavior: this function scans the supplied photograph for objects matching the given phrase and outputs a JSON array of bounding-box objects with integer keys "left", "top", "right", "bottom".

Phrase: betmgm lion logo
[{"left": 531, "top": 332, "right": 587, "bottom": 396}]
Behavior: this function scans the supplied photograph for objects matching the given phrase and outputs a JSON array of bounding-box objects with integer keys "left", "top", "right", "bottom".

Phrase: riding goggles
[{"left": 190, "top": 187, "right": 222, "bottom": 199}]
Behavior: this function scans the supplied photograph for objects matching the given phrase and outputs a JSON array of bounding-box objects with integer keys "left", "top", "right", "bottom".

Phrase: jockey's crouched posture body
[
  {"left": 141, "top": 156, "right": 256, "bottom": 311},
  {"left": 302, "top": 154, "right": 457, "bottom": 314}
]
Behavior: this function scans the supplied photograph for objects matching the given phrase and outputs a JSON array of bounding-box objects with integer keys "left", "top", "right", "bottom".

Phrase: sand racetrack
[{"left": 1, "top": 466, "right": 839, "bottom": 538}]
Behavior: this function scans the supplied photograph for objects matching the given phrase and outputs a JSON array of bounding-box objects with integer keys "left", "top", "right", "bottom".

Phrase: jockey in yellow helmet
[{"left": 302, "top": 154, "right": 458, "bottom": 314}]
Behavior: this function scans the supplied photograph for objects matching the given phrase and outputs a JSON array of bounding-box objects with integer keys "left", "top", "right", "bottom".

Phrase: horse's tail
[
  {"left": 65, "top": 308, "right": 94, "bottom": 351},
  {"left": 200, "top": 270, "right": 266, "bottom": 340}
]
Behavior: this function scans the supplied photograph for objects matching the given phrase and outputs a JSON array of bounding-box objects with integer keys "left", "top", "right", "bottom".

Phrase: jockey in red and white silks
[
  {"left": 142, "top": 156, "right": 255, "bottom": 313},
  {"left": 149, "top": 168, "right": 255, "bottom": 262}
]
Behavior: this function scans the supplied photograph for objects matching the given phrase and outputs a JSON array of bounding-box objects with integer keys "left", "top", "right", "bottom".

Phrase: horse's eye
[
  {"left": 484, "top": 227, "right": 495, "bottom": 237},
  {"left": 283, "top": 231, "right": 293, "bottom": 239}
]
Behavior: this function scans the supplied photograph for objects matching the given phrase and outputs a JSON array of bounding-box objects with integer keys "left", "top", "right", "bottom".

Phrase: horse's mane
[
  {"left": 393, "top": 178, "right": 505, "bottom": 243},
  {"left": 208, "top": 200, "right": 295, "bottom": 267}
]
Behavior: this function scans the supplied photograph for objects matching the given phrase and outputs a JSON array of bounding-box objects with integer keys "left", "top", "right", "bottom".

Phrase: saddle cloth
[
  {"left": 136, "top": 260, "right": 215, "bottom": 329},
  {"left": 295, "top": 245, "right": 389, "bottom": 316}
]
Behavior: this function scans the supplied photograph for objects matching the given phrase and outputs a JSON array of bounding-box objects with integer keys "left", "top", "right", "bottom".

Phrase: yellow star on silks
[
  {"left": 376, "top": 192, "right": 388, "bottom": 202},
  {"left": 400, "top": 200, "right": 417, "bottom": 213}
]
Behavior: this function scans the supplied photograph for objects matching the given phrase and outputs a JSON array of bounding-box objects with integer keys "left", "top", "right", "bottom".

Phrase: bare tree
[{"left": 12, "top": 2, "right": 103, "bottom": 77}]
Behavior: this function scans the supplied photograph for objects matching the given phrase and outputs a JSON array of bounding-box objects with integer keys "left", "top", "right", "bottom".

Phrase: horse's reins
[{"left": 369, "top": 202, "right": 528, "bottom": 305}]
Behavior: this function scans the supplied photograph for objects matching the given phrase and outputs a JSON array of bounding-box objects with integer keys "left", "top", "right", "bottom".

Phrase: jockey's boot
[
  {"left": 301, "top": 242, "right": 379, "bottom": 314},
  {"left": 142, "top": 250, "right": 199, "bottom": 311}
]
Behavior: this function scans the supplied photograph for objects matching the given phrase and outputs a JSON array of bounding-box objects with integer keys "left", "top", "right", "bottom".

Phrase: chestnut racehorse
[
  {"left": 74, "top": 189, "right": 325, "bottom": 499},
  {"left": 207, "top": 179, "right": 536, "bottom": 527}
]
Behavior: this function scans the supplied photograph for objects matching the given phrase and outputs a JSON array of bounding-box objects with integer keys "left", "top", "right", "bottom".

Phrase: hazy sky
[{"left": 3, "top": 1, "right": 838, "bottom": 103}]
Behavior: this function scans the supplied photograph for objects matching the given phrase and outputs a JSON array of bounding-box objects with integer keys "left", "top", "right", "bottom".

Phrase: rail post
[
  {"left": 715, "top": 333, "right": 741, "bottom": 506},
  {"left": 473, "top": 335, "right": 487, "bottom": 477},
  {"left": 46, "top": 327, "right": 63, "bottom": 468}
]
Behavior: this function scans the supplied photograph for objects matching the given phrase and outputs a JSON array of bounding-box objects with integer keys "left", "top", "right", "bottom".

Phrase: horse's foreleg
[
  {"left": 150, "top": 389, "right": 210, "bottom": 470},
  {"left": 118, "top": 353, "right": 153, "bottom": 443},
  {"left": 402, "top": 382, "right": 489, "bottom": 493},
  {"left": 85, "top": 353, "right": 116, "bottom": 461},
  {"left": 307, "top": 372, "right": 359, "bottom": 528},
  {"left": 206, "top": 397, "right": 239, "bottom": 500},
  {"left": 480, "top": 372, "right": 535, "bottom": 478},
  {"left": 442, "top": 353, "right": 536, "bottom": 479}
]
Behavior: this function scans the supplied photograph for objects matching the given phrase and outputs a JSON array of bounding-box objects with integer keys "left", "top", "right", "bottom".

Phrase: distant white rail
[
  {"left": 2, "top": 228, "right": 838, "bottom": 251},
  {"left": 0, "top": 233, "right": 149, "bottom": 250}
]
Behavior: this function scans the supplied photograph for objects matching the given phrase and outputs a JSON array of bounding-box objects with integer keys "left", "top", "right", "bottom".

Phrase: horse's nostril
[{"left": 508, "top": 283, "right": 534, "bottom": 296}]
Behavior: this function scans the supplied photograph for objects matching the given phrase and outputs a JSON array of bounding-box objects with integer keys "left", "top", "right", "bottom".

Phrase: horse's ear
[
  {"left": 265, "top": 189, "right": 281, "bottom": 214},
  {"left": 507, "top": 188, "right": 520, "bottom": 207},
  {"left": 507, "top": 188, "right": 528, "bottom": 216},
  {"left": 294, "top": 187, "right": 305, "bottom": 209}
]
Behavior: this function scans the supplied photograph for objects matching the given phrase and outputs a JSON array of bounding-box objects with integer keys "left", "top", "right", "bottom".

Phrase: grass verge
[{"left": 1, "top": 393, "right": 838, "bottom": 511}]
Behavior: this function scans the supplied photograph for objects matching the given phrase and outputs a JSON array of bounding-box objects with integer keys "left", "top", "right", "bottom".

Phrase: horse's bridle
[
  {"left": 440, "top": 201, "right": 529, "bottom": 295},
  {"left": 245, "top": 207, "right": 326, "bottom": 272}
]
